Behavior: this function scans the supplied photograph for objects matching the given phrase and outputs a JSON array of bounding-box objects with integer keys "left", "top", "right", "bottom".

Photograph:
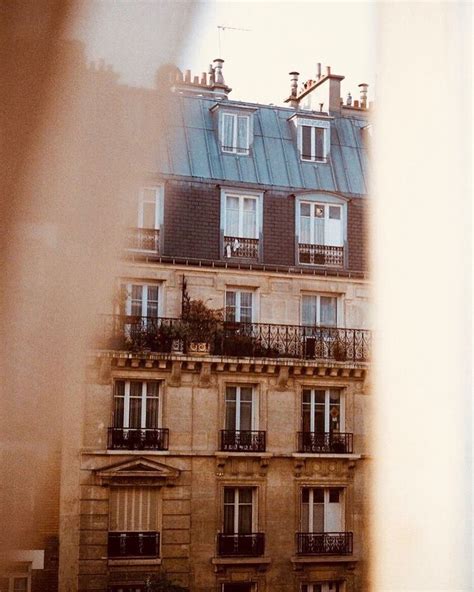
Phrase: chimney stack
[
  {"left": 358, "top": 83, "right": 369, "bottom": 108},
  {"left": 289, "top": 71, "right": 300, "bottom": 97},
  {"left": 213, "top": 59, "right": 225, "bottom": 85},
  {"left": 316, "top": 63, "right": 322, "bottom": 79}
]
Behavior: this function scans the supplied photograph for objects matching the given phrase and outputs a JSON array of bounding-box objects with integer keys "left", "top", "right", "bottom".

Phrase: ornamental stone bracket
[
  {"left": 293, "top": 457, "right": 357, "bottom": 480},
  {"left": 95, "top": 456, "right": 180, "bottom": 486},
  {"left": 91, "top": 351, "right": 368, "bottom": 381},
  {"left": 215, "top": 453, "right": 272, "bottom": 478}
]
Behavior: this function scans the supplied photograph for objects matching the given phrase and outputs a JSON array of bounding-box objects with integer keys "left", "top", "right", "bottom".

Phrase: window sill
[
  {"left": 215, "top": 451, "right": 273, "bottom": 458},
  {"left": 290, "top": 555, "right": 358, "bottom": 564},
  {"left": 292, "top": 452, "right": 361, "bottom": 460},
  {"left": 211, "top": 556, "right": 271, "bottom": 566},
  {"left": 107, "top": 557, "right": 161, "bottom": 566}
]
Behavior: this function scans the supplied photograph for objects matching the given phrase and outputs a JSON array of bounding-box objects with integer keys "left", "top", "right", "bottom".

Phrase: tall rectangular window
[
  {"left": 302, "top": 389, "right": 343, "bottom": 433},
  {"left": 113, "top": 381, "right": 160, "bottom": 429},
  {"left": 221, "top": 113, "right": 250, "bottom": 154},
  {"left": 138, "top": 188, "right": 160, "bottom": 230},
  {"left": 299, "top": 202, "right": 342, "bottom": 247},
  {"left": 223, "top": 487, "right": 255, "bottom": 534},
  {"left": 225, "top": 290, "right": 254, "bottom": 323},
  {"left": 121, "top": 283, "right": 160, "bottom": 318},
  {"left": 300, "top": 125, "right": 327, "bottom": 162},
  {"left": 301, "top": 294, "right": 338, "bottom": 327},
  {"left": 301, "top": 488, "right": 343, "bottom": 533},
  {"left": 109, "top": 486, "right": 159, "bottom": 533},
  {"left": 301, "top": 584, "right": 340, "bottom": 592},
  {"left": 225, "top": 194, "right": 258, "bottom": 238},
  {"left": 225, "top": 386, "right": 256, "bottom": 431}
]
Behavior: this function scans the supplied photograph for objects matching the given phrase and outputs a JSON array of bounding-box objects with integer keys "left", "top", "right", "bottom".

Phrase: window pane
[
  {"left": 240, "top": 387, "right": 253, "bottom": 402},
  {"left": 313, "top": 216, "right": 325, "bottom": 245},
  {"left": 130, "top": 285, "right": 143, "bottom": 316},
  {"left": 313, "top": 502, "right": 324, "bottom": 532},
  {"left": 329, "top": 488, "right": 340, "bottom": 503},
  {"left": 302, "top": 125, "right": 312, "bottom": 159},
  {"left": 242, "top": 198, "right": 257, "bottom": 238},
  {"left": 329, "top": 206, "right": 341, "bottom": 220},
  {"left": 302, "top": 295, "right": 317, "bottom": 325},
  {"left": 146, "top": 286, "right": 159, "bottom": 318},
  {"left": 224, "top": 488, "right": 235, "bottom": 504},
  {"left": 145, "top": 397, "right": 159, "bottom": 429},
  {"left": 315, "top": 127, "right": 325, "bottom": 159},
  {"left": 114, "top": 396, "right": 125, "bottom": 427},
  {"left": 238, "top": 504, "right": 252, "bottom": 534},
  {"left": 329, "top": 390, "right": 341, "bottom": 432},
  {"left": 224, "top": 503, "right": 235, "bottom": 533},
  {"left": 129, "top": 397, "right": 142, "bottom": 428},
  {"left": 313, "top": 488, "right": 324, "bottom": 503},
  {"left": 239, "top": 399, "right": 252, "bottom": 431},
  {"left": 237, "top": 116, "right": 248, "bottom": 152},
  {"left": 13, "top": 578, "right": 28, "bottom": 592},
  {"left": 320, "top": 297, "right": 337, "bottom": 326},
  {"left": 300, "top": 203, "right": 311, "bottom": 243},
  {"left": 142, "top": 200, "right": 156, "bottom": 229},
  {"left": 226, "top": 196, "right": 240, "bottom": 236},
  {"left": 225, "top": 398, "right": 237, "bottom": 430},
  {"left": 222, "top": 113, "right": 235, "bottom": 150},
  {"left": 225, "top": 291, "right": 236, "bottom": 321},
  {"left": 239, "top": 488, "right": 253, "bottom": 504}
]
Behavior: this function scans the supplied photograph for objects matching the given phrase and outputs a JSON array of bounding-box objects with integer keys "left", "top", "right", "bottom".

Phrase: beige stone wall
[{"left": 61, "top": 263, "right": 371, "bottom": 592}]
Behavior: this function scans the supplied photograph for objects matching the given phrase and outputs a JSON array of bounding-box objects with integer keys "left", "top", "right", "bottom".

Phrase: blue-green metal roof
[{"left": 157, "top": 94, "right": 369, "bottom": 197}]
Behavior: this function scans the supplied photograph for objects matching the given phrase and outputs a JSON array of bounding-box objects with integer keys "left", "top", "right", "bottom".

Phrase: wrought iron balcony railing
[
  {"left": 108, "top": 427, "right": 169, "bottom": 451},
  {"left": 108, "top": 531, "right": 160, "bottom": 558},
  {"left": 296, "top": 532, "right": 353, "bottom": 555},
  {"left": 299, "top": 243, "right": 344, "bottom": 267},
  {"left": 224, "top": 236, "right": 259, "bottom": 260},
  {"left": 126, "top": 227, "right": 160, "bottom": 253},
  {"left": 217, "top": 533, "right": 265, "bottom": 557},
  {"left": 96, "top": 316, "right": 371, "bottom": 362},
  {"left": 297, "top": 432, "right": 353, "bottom": 454},
  {"left": 220, "top": 430, "right": 266, "bottom": 452}
]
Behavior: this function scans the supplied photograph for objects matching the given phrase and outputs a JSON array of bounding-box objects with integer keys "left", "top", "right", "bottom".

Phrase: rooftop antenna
[{"left": 217, "top": 25, "right": 251, "bottom": 58}]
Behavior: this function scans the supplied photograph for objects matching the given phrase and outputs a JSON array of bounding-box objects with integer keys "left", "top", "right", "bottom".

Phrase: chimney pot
[
  {"left": 184, "top": 69, "right": 191, "bottom": 83},
  {"left": 289, "top": 71, "right": 300, "bottom": 97},
  {"left": 319, "top": 103, "right": 324, "bottom": 112},
  {"left": 358, "top": 83, "right": 369, "bottom": 108},
  {"left": 347, "top": 92, "right": 353, "bottom": 106},
  {"left": 213, "top": 59, "right": 225, "bottom": 84},
  {"left": 201, "top": 72, "right": 207, "bottom": 85},
  {"left": 193, "top": 75, "right": 199, "bottom": 84},
  {"left": 317, "top": 63, "right": 322, "bottom": 79},
  {"left": 326, "top": 66, "right": 331, "bottom": 76},
  {"left": 354, "top": 99, "right": 359, "bottom": 108}
]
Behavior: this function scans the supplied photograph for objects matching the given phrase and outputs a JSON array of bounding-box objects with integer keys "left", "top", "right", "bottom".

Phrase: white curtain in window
[
  {"left": 225, "top": 196, "right": 240, "bottom": 236},
  {"left": 302, "top": 295, "right": 318, "bottom": 325},
  {"left": 320, "top": 296, "right": 337, "bottom": 326},
  {"left": 325, "top": 205, "right": 343, "bottom": 246},
  {"left": 237, "top": 116, "right": 248, "bottom": 152},
  {"left": 300, "top": 203, "right": 311, "bottom": 243},
  {"left": 242, "top": 198, "right": 256, "bottom": 238},
  {"left": 313, "top": 204, "right": 325, "bottom": 245},
  {"left": 222, "top": 113, "right": 235, "bottom": 149}
]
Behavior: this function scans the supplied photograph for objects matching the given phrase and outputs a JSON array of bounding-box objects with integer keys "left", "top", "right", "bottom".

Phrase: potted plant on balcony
[{"left": 180, "top": 298, "right": 223, "bottom": 356}]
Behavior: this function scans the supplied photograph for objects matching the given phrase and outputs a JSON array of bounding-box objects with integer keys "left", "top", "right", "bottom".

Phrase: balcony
[
  {"left": 217, "top": 533, "right": 265, "bottom": 557},
  {"left": 126, "top": 227, "right": 160, "bottom": 253},
  {"left": 297, "top": 432, "right": 353, "bottom": 454},
  {"left": 296, "top": 532, "right": 353, "bottom": 555},
  {"left": 97, "top": 316, "right": 371, "bottom": 362},
  {"left": 298, "top": 243, "right": 344, "bottom": 267},
  {"left": 220, "top": 430, "right": 266, "bottom": 452},
  {"left": 108, "top": 531, "right": 160, "bottom": 558},
  {"left": 224, "top": 236, "right": 259, "bottom": 260},
  {"left": 107, "top": 428, "right": 169, "bottom": 451}
]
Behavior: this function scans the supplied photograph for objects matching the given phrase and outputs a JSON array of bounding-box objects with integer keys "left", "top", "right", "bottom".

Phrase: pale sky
[{"left": 73, "top": 0, "right": 376, "bottom": 106}]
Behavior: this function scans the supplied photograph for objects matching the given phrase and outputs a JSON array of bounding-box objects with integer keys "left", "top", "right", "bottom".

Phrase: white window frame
[
  {"left": 297, "top": 118, "right": 331, "bottom": 162},
  {"left": 295, "top": 193, "right": 347, "bottom": 251},
  {"left": 298, "top": 201, "right": 343, "bottom": 247},
  {"left": 121, "top": 282, "right": 162, "bottom": 318},
  {"left": 225, "top": 385, "right": 259, "bottom": 431},
  {"left": 225, "top": 289, "right": 256, "bottom": 323},
  {"left": 302, "top": 388, "right": 345, "bottom": 433},
  {"left": 220, "top": 111, "right": 251, "bottom": 155},
  {"left": 221, "top": 190, "right": 261, "bottom": 239},
  {"left": 114, "top": 380, "right": 162, "bottom": 429},
  {"left": 300, "top": 293, "right": 342, "bottom": 327},
  {"left": 223, "top": 486, "right": 258, "bottom": 534},
  {"left": 301, "top": 584, "right": 341, "bottom": 592},
  {"left": 300, "top": 487, "right": 345, "bottom": 533},
  {"left": 138, "top": 186, "right": 163, "bottom": 230}
]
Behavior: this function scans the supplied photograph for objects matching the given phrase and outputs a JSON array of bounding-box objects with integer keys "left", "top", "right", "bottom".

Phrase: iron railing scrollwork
[
  {"left": 126, "top": 228, "right": 160, "bottom": 253},
  {"left": 296, "top": 532, "right": 353, "bottom": 555},
  {"left": 96, "top": 315, "right": 371, "bottom": 362},
  {"left": 108, "top": 531, "right": 160, "bottom": 558},
  {"left": 224, "top": 236, "right": 259, "bottom": 260},
  {"left": 108, "top": 428, "right": 169, "bottom": 451},
  {"left": 298, "top": 243, "right": 344, "bottom": 267},
  {"left": 217, "top": 533, "right": 265, "bottom": 556},
  {"left": 220, "top": 430, "right": 266, "bottom": 452},
  {"left": 297, "top": 432, "right": 353, "bottom": 454}
]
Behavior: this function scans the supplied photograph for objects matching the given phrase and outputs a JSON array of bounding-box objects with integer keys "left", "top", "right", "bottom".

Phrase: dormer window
[
  {"left": 289, "top": 114, "right": 331, "bottom": 163},
  {"left": 211, "top": 103, "right": 255, "bottom": 156},
  {"left": 221, "top": 112, "right": 250, "bottom": 154}
]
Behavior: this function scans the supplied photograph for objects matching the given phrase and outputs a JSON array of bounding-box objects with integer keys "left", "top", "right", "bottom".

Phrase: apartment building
[{"left": 60, "top": 59, "right": 371, "bottom": 592}]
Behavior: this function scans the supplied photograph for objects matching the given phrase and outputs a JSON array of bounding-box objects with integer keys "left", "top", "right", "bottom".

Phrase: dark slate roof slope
[{"left": 157, "top": 94, "right": 369, "bottom": 197}]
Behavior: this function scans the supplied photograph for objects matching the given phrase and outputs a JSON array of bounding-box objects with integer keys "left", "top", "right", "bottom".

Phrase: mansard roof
[{"left": 155, "top": 93, "right": 369, "bottom": 197}]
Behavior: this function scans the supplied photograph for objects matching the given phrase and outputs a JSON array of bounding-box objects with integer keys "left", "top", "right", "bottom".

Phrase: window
[
  {"left": 223, "top": 487, "right": 256, "bottom": 534},
  {"left": 225, "top": 290, "right": 254, "bottom": 323},
  {"left": 301, "top": 488, "right": 343, "bottom": 533},
  {"left": 298, "top": 120, "right": 330, "bottom": 162},
  {"left": 221, "top": 190, "right": 262, "bottom": 260},
  {"left": 113, "top": 381, "right": 160, "bottom": 429},
  {"left": 121, "top": 283, "right": 160, "bottom": 318},
  {"left": 10, "top": 577, "right": 29, "bottom": 592},
  {"left": 302, "top": 389, "right": 343, "bottom": 434},
  {"left": 138, "top": 187, "right": 161, "bottom": 230},
  {"left": 221, "top": 112, "right": 250, "bottom": 154},
  {"left": 108, "top": 486, "right": 160, "bottom": 557},
  {"left": 301, "top": 294, "right": 338, "bottom": 327},
  {"left": 222, "top": 585, "right": 256, "bottom": 592},
  {"left": 301, "top": 584, "right": 341, "bottom": 592},
  {"left": 299, "top": 202, "right": 343, "bottom": 247},
  {"left": 225, "top": 386, "right": 257, "bottom": 432}
]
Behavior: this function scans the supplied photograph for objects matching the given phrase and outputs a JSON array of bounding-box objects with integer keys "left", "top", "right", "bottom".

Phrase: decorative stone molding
[
  {"left": 199, "top": 362, "right": 212, "bottom": 387},
  {"left": 95, "top": 457, "right": 180, "bottom": 486},
  {"left": 168, "top": 361, "right": 182, "bottom": 387},
  {"left": 276, "top": 366, "right": 289, "bottom": 390},
  {"left": 215, "top": 453, "right": 272, "bottom": 479}
]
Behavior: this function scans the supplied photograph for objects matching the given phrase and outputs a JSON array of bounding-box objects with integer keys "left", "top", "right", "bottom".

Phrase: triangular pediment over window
[{"left": 95, "top": 457, "right": 180, "bottom": 486}]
